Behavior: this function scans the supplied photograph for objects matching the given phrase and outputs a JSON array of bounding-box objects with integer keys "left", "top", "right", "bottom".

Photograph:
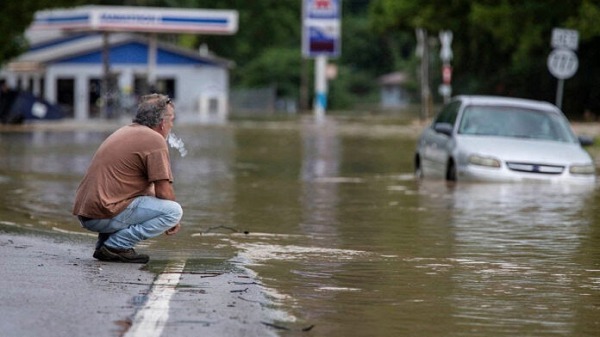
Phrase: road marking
[{"left": 124, "top": 261, "right": 186, "bottom": 337}]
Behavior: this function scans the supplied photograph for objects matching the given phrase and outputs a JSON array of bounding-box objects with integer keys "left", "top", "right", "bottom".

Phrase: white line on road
[{"left": 124, "top": 261, "right": 186, "bottom": 337}]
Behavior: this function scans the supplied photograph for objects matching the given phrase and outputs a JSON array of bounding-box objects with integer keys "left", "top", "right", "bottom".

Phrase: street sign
[
  {"left": 442, "top": 65, "right": 452, "bottom": 84},
  {"left": 551, "top": 28, "right": 579, "bottom": 50},
  {"left": 439, "top": 30, "right": 453, "bottom": 62},
  {"left": 549, "top": 28, "right": 579, "bottom": 109},
  {"left": 438, "top": 84, "right": 451, "bottom": 98},
  {"left": 306, "top": 22, "right": 340, "bottom": 56},
  {"left": 306, "top": 0, "right": 340, "bottom": 19},
  {"left": 302, "top": 0, "right": 342, "bottom": 121},
  {"left": 302, "top": 0, "right": 341, "bottom": 58},
  {"left": 438, "top": 30, "right": 453, "bottom": 104},
  {"left": 547, "top": 48, "right": 578, "bottom": 80}
]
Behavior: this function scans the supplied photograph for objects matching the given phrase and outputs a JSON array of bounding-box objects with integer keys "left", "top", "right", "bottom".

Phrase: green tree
[
  {"left": 180, "top": 0, "right": 400, "bottom": 110},
  {"left": 2, "top": 0, "right": 418, "bottom": 112},
  {"left": 0, "top": 0, "right": 85, "bottom": 65},
  {"left": 238, "top": 46, "right": 302, "bottom": 99},
  {"left": 369, "top": 0, "right": 600, "bottom": 117},
  {"left": 332, "top": 9, "right": 415, "bottom": 110},
  {"left": 185, "top": 0, "right": 302, "bottom": 76}
]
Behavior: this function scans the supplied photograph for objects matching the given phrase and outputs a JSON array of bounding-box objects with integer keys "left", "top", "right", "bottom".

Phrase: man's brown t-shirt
[{"left": 73, "top": 124, "right": 173, "bottom": 219}]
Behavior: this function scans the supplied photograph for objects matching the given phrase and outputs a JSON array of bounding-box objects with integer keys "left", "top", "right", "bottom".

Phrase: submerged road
[{"left": 0, "top": 231, "right": 282, "bottom": 337}]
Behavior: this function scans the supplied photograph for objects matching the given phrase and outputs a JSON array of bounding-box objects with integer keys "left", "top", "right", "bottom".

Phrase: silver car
[{"left": 415, "top": 95, "right": 596, "bottom": 183}]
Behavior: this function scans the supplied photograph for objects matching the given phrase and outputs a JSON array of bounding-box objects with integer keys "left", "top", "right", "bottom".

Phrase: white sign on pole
[
  {"left": 548, "top": 28, "right": 579, "bottom": 109},
  {"left": 547, "top": 48, "right": 578, "bottom": 80},
  {"left": 439, "top": 30, "right": 453, "bottom": 62},
  {"left": 551, "top": 28, "right": 579, "bottom": 50},
  {"left": 302, "top": 0, "right": 342, "bottom": 121}
]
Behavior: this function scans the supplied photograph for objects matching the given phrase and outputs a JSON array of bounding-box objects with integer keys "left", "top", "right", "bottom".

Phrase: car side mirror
[
  {"left": 433, "top": 123, "right": 454, "bottom": 137},
  {"left": 578, "top": 135, "right": 594, "bottom": 147}
]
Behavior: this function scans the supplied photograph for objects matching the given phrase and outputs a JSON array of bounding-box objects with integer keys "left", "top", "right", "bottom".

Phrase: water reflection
[
  {"left": 0, "top": 130, "right": 106, "bottom": 226},
  {"left": 0, "top": 122, "right": 599, "bottom": 336},
  {"left": 300, "top": 120, "right": 341, "bottom": 238},
  {"left": 418, "top": 181, "right": 598, "bottom": 336},
  {"left": 159, "top": 126, "right": 236, "bottom": 260}
]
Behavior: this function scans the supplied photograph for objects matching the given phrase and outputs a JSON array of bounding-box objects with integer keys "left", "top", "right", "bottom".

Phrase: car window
[
  {"left": 457, "top": 105, "right": 578, "bottom": 143},
  {"left": 433, "top": 101, "right": 460, "bottom": 126}
]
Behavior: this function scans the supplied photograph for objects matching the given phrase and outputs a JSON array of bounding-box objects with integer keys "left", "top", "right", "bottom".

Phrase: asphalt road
[{"left": 0, "top": 231, "right": 284, "bottom": 337}]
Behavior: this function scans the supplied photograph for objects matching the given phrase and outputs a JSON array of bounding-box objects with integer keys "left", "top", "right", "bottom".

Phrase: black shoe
[{"left": 93, "top": 245, "right": 149, "bottom": 264}]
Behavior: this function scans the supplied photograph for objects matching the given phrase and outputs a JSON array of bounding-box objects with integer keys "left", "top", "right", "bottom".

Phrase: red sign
[
  {"left": 315, "top": 0, "right": 331, "bottom": 8},
  {"left": 442, "top": 65, "right": 452, "bottom": 84}
]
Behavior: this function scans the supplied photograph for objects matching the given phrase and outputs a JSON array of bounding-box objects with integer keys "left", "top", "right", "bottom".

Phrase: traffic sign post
[
  {"left": 547, "top": 48, "right": 578, "bottom": 80},
  {"left": 547, "top": 28, "right": 579, "bottom": 109},
  {"left": 551, "top": 28, "right": 579, "bottom": 50},
  {"left": 439, "top": 30, "right": 453, "bottom": 104},
  {"left": 302, "top": 0, "right": 341, "bottom": 123}
]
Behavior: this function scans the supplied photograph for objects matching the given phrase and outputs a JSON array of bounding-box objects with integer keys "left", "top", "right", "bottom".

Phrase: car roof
[{"left": 453, "top": 95, "right": 560, "bottom": 112}]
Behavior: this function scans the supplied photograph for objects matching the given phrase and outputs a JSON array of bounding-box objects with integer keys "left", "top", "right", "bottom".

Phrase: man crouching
[{"left": 73, "top": 93, "right": 182, "bottom": 263}]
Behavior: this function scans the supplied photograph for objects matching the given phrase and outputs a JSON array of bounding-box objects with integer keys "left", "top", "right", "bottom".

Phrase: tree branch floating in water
[
  {"left": 261, "top": 322, "right": 315, "bottom": 332},
  {"left": 204, "top": 225, "right": 249, "bottom": 235}
]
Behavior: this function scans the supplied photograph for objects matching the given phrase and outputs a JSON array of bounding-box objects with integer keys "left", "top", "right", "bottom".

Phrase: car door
[{"left": 420, "top": 101, "right": 461, "bottom": 178}]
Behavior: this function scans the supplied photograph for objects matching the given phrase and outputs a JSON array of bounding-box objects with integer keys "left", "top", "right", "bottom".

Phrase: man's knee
[{"left": 165, "top": 200, "right": 183, "bottom": 223}]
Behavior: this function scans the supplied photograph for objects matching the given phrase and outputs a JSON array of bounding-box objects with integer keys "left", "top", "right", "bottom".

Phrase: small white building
[
  {"left": 378, "top": 71, "right": 410, "bottom": 109},
  {"left": 0, "top": 6, "right": 238, "bottom": 123}
]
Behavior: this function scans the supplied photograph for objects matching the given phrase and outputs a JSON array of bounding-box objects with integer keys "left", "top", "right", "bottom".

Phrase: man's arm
[
  {"left": 154, "top": 179, "right": 176, "bottom": 200},
  {"left": 154, "top": 179, "right": 180, "bottom": 235}
]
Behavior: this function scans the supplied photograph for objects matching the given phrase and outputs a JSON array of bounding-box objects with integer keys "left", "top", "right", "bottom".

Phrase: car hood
[{"left": 456, "top": 136, "right": 593, "bottom": 164}]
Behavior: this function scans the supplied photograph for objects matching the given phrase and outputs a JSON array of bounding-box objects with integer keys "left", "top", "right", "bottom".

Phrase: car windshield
[{"left": 457, "top": 105, "right": 578, "bottom": 143}]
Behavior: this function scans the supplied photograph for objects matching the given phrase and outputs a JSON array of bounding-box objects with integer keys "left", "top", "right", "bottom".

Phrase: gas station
[{"left": 1, "top": 5, "right": 238, "bottom": 123}]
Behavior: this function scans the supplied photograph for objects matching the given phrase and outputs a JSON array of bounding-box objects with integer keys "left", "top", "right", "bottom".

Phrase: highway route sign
[{"left": 547, "top": 48, "right": 578, "bottom": 80}]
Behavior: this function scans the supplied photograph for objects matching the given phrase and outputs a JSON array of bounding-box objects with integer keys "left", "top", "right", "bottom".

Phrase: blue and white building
[{"left": 0, "top": 6, "right": 238, "bottom": 123}]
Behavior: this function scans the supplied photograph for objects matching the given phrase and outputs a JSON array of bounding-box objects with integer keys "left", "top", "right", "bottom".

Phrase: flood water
[{"left": 1, "top": 118, "right": 599, "bottom": 336}]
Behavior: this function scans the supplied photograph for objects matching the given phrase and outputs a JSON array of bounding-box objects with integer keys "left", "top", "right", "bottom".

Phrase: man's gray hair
[{"left": 133, "top": 93, "right": 171, "bottom": 127}]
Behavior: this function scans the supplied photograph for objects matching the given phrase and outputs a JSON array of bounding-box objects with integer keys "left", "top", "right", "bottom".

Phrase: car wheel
[
  {"left": 415, "top": 155, "right": 423, "bottom": 179},
  {"left": 446, "top": 160, "right": 457, "bottom": 181}
]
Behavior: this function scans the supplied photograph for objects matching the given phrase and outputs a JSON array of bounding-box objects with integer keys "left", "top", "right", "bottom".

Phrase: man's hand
[{"left": 165, "top": 223, "right": 181, "bottom": 235}]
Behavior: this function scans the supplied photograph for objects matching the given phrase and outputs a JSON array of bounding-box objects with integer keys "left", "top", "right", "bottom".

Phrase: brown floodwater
[{"left": 1, "top": 119, "right": 599, "bottom": 336}]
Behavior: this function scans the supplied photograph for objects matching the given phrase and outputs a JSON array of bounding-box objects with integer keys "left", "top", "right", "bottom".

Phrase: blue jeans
[{"left": 79, "top": 196, "right": 182, "bottom": 250}]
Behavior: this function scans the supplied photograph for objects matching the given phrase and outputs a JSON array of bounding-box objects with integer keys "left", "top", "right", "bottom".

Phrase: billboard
[{"left": 302, "top": 0, "right": 341, "bottom": 58}]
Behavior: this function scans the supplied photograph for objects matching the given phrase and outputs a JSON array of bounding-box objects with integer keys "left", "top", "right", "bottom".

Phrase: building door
[
  {"left": 89, "top": 79, "right": 101, "bottom": 119},
  {"left": 56, "top": 78, "right": 74, "bottom": 118}
]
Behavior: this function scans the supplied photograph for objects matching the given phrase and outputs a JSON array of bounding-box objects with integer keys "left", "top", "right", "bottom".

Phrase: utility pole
[
  {"left": 416, "top": 28, "right": 431, "bottom": 121},
  {"left": 300, "top": 58, "right": 309, "bottom": 112}
]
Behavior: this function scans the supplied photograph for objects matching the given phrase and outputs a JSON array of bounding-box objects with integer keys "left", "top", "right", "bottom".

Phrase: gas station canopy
[{"left": 30, "top": 5, "right": 238, "bottom": 35}]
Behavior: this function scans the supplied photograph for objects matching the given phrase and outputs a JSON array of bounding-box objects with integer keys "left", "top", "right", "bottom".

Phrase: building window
[{"left": 134, "top": 77, "right": 176, "bottom": 99}]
